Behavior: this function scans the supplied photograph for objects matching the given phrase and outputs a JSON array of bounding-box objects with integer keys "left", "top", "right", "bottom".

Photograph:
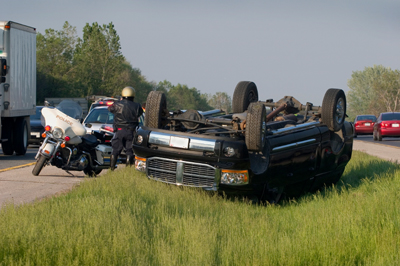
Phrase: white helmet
[{"left": 121, "top": 86, "right": 136, "bottom": 98}]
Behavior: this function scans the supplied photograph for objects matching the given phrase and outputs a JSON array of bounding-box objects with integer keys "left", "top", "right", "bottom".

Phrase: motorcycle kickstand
[{"left": 65, "top": 170, "right": 75, "bottom": 176}]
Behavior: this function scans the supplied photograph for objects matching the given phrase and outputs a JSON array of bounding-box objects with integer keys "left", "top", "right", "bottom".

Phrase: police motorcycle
[{"left": 32, "top": 101, "right": 113, "bottom": 177}]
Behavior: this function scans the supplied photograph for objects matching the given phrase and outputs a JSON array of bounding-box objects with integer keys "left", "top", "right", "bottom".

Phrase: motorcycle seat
[{"left": 82, "top": 134, "right": 100, "bottom": 148}]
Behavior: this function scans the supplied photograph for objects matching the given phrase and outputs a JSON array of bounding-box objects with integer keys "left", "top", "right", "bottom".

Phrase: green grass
[{"left": 1, "top": 151, "right": 400, "bottom": 265}]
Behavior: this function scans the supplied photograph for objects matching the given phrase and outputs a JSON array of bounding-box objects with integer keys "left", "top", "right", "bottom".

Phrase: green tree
[
  {"left": 36, "top": 21, "right": 78, "bottom": 102},
  {"left": 73, "top": 22, "right": 125, "bottom": 97},
  {"left": 206, "top": 92, "right": 232, "bottom": 113},
  {"left": 347, "top": 65, "right": 400, "bottom": 118},
  {"left": 166, "top": 83, "right": 212, "bottom": 111}
]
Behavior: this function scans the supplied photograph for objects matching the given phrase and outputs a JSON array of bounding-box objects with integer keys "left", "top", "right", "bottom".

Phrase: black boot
[
  {"left": 126, "top": 155, "right": 134, "bottom": 167},
  {"left": 110, "top": 155, "right": 117, "bottom": 171}
]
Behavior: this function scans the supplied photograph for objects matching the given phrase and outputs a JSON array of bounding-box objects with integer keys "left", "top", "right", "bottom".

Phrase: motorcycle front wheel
[{"left": 32, "top": 154, "right": 48, "bottom": 176}]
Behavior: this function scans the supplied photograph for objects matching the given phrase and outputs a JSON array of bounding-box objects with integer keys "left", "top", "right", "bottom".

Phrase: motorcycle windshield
[{"left": 56, "top": 100, "right": 83, "bottom": 121}]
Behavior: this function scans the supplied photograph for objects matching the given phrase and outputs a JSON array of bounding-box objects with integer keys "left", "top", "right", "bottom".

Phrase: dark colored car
[
  {"left": 29, "top": 106, "right": 45, "bottom": 145},
  {"left": 133, "top": 81, "right": 353, "bottom": 203},
  {"left": 353, "top": 115, "right": 377, "bottom": 137},
  {"left": 373, "top": 112, "right": 400, "bottom": 141}
]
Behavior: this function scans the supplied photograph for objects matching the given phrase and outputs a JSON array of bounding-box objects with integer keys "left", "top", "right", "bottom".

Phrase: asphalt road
[
  {"left": 354, "top": 134, "right": 400, "bottom": 148},
  {"left": 0, "top": 145, "right": 38, "bottom": 170}
]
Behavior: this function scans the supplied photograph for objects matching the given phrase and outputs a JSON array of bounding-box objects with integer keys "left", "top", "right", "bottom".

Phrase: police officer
[{"left": 108, "top": 86, "right": 143, "bottom": 170}]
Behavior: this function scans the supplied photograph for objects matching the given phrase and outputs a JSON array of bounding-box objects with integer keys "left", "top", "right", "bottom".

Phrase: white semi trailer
[{"left": 0, "top": 21, "right": 36, "bottom": 155}]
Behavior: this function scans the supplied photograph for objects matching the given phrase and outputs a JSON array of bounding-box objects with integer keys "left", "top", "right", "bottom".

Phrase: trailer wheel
[
  {"left": 232, "top": 81, "right": 259, "bottom": 113},
  {"left": 245, "top": 102, "right": 266, "bottom": 151},
  {"left": 145, "top": 91, "right": 167, "bottom": 129},
  {"left": 13, "top": 118, "right": 29, "bottom": 155},
  {"left": 321, "top": 89, "right": 346, "bottom": 132},
  {"left": 32, "top": 154, "right": 48, "bottom": 176},
  {"left": 1, "top": 119, "right": 14, "bottom": 155}
]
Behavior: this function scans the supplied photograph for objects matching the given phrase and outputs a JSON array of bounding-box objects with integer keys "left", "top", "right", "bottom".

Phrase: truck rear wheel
[
  {"left": 1, "top": 119, "right": 14, "bottom": 155},
  {"left": 13, "top": 118, "right": 29, "bottom": 155},
  {"left": 232, "top": 81, "right": 259, "bottom": 113},
  {"left": 145, "top": 91, "right": 167, "bottom": 129},
  {"left": 321, "top": 89, "right": 346, "bottom": 132},
  {"left": 245, "top": 102, "right": 266, "bottom": 151}
]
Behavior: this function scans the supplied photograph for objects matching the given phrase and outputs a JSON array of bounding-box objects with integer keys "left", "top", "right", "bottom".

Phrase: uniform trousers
[{"left": 111, "top": 128, "right": 134, "bottom": 157}]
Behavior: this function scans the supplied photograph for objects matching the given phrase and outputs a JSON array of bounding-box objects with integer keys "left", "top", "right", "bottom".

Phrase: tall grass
[{"left": 1, "top": 151, "right": 400, "bottom": 265}]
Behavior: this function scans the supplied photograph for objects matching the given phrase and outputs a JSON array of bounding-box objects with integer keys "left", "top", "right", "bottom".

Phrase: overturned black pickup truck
[{"left": 133, "top": 81, "right": 353, "bottom": 203}]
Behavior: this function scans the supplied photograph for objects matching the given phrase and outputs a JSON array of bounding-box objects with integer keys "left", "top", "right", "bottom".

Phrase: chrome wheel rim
[{"left": 335, "top": 98, "right": 345, "bottom": 124}]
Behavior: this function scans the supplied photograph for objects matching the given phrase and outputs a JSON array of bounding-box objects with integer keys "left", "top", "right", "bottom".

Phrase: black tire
[
  {"left": 245, "top": 102, "right": 266, "bottom": 151},
  {"left": 13, "top": 118, "right": 29, "bottom": 155},
  {"left": 1, "top": 118, "right": 14, "bottom": 155},
  {"left": 145, "top": 91, "right": 167, "bottom": 129},
  {"left": 32, "top": 154, "right": 48, "bottom": 176},
  {"left": 232, "top": 81, "right": 259, "bottom": 113},
  {"left": 84, "top": 166, "right": 102, "bottom": 177},
  {"left": 373, "top": 131, "right": 377, "bottom": 141},
  {"left": 321, "top": 89, "right": 346, "bottom": 132},
  {"left": 377, "top": 131, "right": 382, "bottom": 141}
]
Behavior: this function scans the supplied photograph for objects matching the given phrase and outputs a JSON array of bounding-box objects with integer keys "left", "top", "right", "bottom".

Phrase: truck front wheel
[
  {"left": 245, "top": 102, "right": 267, "bottom": 151},
  {"left": 145, "top": 91, "right": 167, "bottom": 129},
  {"left": 232, "top": 81, "right": 259, "bottom": 113}
]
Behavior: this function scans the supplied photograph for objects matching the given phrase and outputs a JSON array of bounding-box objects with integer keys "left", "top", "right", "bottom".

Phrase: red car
[
  {"left": 373, "top": 112, "right": 400, "bottom": 141},
  {"left": 353, "top": 115, "right": 376, "bottom": 137}
]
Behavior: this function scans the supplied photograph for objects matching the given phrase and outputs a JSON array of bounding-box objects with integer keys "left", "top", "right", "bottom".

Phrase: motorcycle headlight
[
  {"left": 220, "top": 170, "right": 249, "bottom": 185},
  {"left": 52, "top": 127, "right": 64, "bottom": 139}
]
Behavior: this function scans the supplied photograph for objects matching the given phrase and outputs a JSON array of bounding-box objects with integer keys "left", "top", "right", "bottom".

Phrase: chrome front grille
[{"left": 147, "top": 157, "right": 216, "bottom": 188}]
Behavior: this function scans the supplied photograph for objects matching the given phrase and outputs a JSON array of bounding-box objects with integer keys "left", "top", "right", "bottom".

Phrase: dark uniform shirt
[
  {"left": 108, "top": 99, "right": 143, "bottom": 131},
  {"left": 108, "top": 99, "right": 143, "bottom": 157}
]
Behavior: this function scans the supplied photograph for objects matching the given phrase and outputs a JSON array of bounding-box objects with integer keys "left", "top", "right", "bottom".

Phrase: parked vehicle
[
  {"left": 29, "top": 106, "right": 45, "bottom": 144},
  {"left": 0, "top": 21, "right": 36, "bottom": 155},
  {"left": 133, "top": 81, "right": 353, "bottom": 203},
  {"left": 32, "top": 102, "right": 113, "bottom": 177},
  {"left": 353, "top": 115, "right": 376, "bottom": 137},
  {"left": 88, "top": 97, "right": 119, "bottom": 113},
  {"left": 82, "top": 106, "right": 114, "bottom": 134},
  {"left": 373, "top": 112, "right": 400, "bottom": 141}
]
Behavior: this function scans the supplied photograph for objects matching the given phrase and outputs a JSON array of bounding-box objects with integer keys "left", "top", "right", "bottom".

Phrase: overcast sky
[{"left": 5, "top": 0, "right": 400, "bottom": 105}]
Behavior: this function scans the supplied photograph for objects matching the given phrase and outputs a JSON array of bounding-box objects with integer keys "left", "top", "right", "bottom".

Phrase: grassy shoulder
[{"left": 1, "top": 151, "right": 400, "bottom": 265}]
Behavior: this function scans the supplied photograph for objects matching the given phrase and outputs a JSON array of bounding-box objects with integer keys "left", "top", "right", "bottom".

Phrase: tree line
[
  {"left": 36, "top": 21, "right": 232, "bottom": 113},
  {"left": 347, "top": 65, "right": 400, "bottom": 120}
]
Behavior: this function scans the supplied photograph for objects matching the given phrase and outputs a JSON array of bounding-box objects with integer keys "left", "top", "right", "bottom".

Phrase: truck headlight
[
  {"left": 136, "top": 134, "right": 143, "bottom": 144},
  {"left": 135, "top": 156, "right": 146, "bottom": 172},
  {"left": 223, "top": 147, "right": 236, "bottom": 157},
  {"left": 220, "top": 170, "right": 249, "bottom": 185}
]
